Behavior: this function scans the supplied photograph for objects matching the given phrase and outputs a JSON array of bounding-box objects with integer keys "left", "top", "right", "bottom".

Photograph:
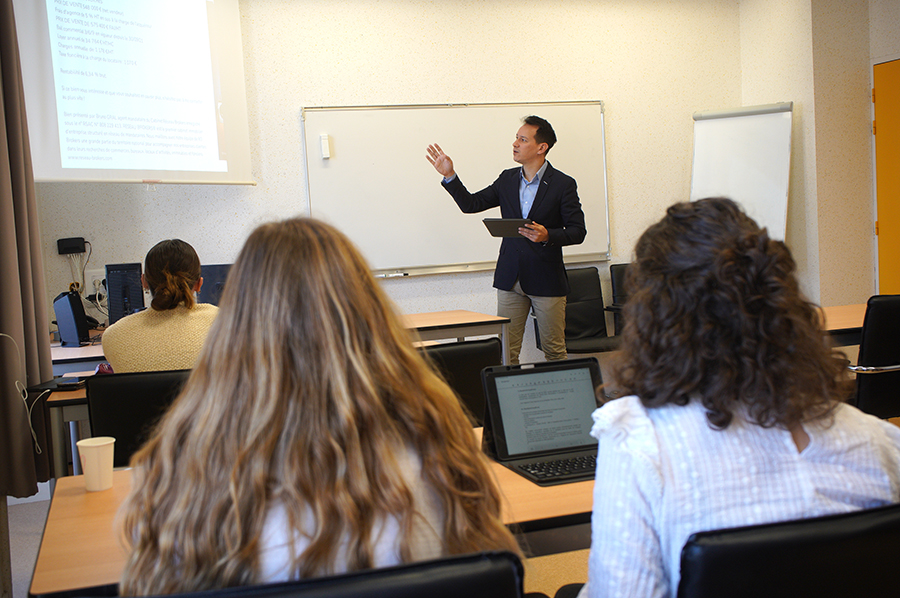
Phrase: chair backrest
[
  {"left": 855, "top": 294, "right": 900, "bottom": 418},
  {"left": 136, "top": 551, "right": 523, "bottom": 598},
  {"left": 422, "top": 338, "right": 502, "bottom": 426},
  {"left": 87, "top": 369, "right": 191, "bottom": 467},
  {"left": 565, "top": 267, "right": 608, "bottom": 339},
  {"left": 677, "top": 502, "right": 900, "bottom": 598},
  {"left": 608, "top": 263, "right": 629, "bottom": 335},
  {"left": 608, "top": 262, "right": 629, "bottom": 306},
  {"left": 561, "top": 267, "right": 619, "bottom": 353}
]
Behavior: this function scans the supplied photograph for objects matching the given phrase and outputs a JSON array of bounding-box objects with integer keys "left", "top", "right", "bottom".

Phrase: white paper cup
[{"left": 76, "top": 437, "right": 115, "bottom": 491}]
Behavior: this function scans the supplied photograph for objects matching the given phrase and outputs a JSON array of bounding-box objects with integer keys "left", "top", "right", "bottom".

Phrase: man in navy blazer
[{"left": 426, "top": 116, "right": 586, "bottom": 363}]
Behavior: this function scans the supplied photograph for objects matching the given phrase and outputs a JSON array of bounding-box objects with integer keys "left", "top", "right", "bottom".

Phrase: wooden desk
[
  {"left": 403, "top": 310, "right": 510, "bottom": 364},
  {"left": 492, "top": 462, "right": 593, "bottom": 528},
  {"left": 819, "top": 303, "right": 866, "bottom": 346},
  {"left": 49, "top": 342, "right": 105, "bottom": 363},
  {"left": 50, "top": 336, "right": 105, "bottom": 376},
  {"left": 42, "top": 310, "right": 510, "bottom": 478},
  {"left": 44, "top": 387, "right": 90, "bottom": 478},
  {"left": 606, "top": 304, "right": 863, "bottom": 346},
  {"left": 47, "top": 311, "right": 509, "bottom": 368},
  {"left": 30, "top": 451, "right": 591, "bottom": 597},
  {"left": 30, "top": 470, "right": 133, "bottom": 597}
]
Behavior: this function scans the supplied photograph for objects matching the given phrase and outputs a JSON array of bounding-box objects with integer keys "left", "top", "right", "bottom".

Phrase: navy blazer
[{"left": 442, "top": 162, "right": 586, "bottom": 296}]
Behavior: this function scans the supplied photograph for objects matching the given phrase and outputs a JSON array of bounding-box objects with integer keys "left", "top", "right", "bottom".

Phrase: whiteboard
[
  {"left": 302, "top": 102, "right": 610, "bottom": 275},
  {"left": 690, "top": 103, "right": 793, "bottom": 240}
]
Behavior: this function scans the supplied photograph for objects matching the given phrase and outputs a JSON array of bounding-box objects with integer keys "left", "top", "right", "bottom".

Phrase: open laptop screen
[{"left": 485, "top": 358, "right": 601, "bottom": 460}]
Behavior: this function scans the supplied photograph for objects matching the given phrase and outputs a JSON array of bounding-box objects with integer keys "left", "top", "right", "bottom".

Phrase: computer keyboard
[{"left": 517, "top": 454, "right": 596, "bottom": 481}]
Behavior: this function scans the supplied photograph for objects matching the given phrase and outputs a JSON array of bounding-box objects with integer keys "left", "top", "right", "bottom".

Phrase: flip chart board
[
  {"left": 690, "top": 102, "right": 793, "bottom": 240},
  {"left": 302, "top": 102, "right": 610, "bottom": 275}
]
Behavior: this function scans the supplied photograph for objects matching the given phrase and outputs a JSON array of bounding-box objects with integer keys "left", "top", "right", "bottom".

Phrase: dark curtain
[{"left": 0, "top": 0, "right": 53, "bottom": 499}]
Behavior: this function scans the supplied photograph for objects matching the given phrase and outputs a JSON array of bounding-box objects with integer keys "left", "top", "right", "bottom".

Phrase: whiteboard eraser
[{"left": 320, "top": 134, "right": 331, "bottom": 159}]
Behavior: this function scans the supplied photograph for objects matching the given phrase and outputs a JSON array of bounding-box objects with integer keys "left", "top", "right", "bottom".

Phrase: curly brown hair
[{"left": 614, "top": 197, "right": 848, "bottom": 429}]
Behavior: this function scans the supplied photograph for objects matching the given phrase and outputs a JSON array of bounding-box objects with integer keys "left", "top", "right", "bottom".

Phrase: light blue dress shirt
[{"left": 519, "top": 160, "right": 548, "bottom": 218}]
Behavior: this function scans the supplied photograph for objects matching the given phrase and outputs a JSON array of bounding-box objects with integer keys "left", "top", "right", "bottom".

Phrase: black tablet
[{"left": 482, "top": 218, "right": 533, "bottom": 238}]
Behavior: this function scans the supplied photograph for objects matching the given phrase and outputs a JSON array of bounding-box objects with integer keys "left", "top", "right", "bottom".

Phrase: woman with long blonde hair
[{"left": 118, "top": 218, "right": 520, "bottom": 595}]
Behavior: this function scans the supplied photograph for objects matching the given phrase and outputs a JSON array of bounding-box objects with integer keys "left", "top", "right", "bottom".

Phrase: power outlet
[{"left": 86, "top": 269, "right": 105, "bottom": 294}]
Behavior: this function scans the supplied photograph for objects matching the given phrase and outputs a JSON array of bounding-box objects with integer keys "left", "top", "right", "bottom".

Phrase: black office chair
[
  {"left": 849, "top": 295, "right": 900, "bottom": 419},
  {"left": 422, "top": 338, "right": 502, "bottom": 426},
  {"left": 535, "top": 266, "right": 620, "bottom": 354},
  {"left": 606, "top": 262, "right": 629, "bottom": 335},
  {"left": 86, "top": 369, "right": 191, "bottom": 467},
  {"left": 677, "top": 502, "right": 900, "bottom": 598},
  {"left": 113, "top": 551, "right": 524, "bottom": 598}
]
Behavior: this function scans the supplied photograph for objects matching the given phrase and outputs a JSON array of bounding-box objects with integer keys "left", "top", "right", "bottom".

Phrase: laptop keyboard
[{"left": 517, "top": 454, "right": 596, "bottom": 481}]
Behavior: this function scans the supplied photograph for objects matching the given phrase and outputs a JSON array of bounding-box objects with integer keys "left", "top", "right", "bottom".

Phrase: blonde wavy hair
[{"left": 118, "top": 218, "right": 519, "bottom": 595}]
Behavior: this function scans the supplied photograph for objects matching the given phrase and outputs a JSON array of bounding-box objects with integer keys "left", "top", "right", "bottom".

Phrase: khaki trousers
[{"left": 497, "top": 281, "right": 567, "bottom": 364}]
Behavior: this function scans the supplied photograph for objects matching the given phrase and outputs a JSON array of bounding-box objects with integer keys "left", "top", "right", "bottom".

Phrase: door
[{"left": 875, "top": 59, "right": 900, "bottom": 293}]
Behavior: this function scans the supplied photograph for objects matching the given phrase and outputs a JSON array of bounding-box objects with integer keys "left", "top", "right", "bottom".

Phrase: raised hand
[{"left": 426, "top": 144, "right": 455, "bottom": 178}]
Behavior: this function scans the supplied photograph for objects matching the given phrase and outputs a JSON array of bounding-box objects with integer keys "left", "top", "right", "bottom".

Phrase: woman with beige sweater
[{"left": 101, "top": 239, "right": 218, "bottom": 372}]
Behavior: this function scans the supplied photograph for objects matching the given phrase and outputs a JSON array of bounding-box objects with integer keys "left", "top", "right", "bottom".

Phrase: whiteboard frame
[{"left": 301, "top": 101, "right": 610, "bottom": 277}]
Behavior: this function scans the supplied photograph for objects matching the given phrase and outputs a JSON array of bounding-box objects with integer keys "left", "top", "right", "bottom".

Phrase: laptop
[{"left": 481, "top": 357, "right": 602, "bottom": 486}]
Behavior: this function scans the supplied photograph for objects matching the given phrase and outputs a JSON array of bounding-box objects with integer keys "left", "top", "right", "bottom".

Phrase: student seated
[
  {"left": 101, "top": 239, "right": 218, "bottom": 373},
  {"left": 117, "top": 218, "right": 520, "bottom": 595},
  {"left": 580, "top": 198, "right": 900, "bottom": 598}
]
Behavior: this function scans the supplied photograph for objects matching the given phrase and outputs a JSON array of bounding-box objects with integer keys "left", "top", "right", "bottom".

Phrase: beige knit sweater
[{"left": 101, "top": 303, "right": 219, "bottom": 373}]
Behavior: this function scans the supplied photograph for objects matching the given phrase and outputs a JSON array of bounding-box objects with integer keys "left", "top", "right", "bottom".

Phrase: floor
[
  {"left": 6, "top": 498, "right": 50, "bottom": 598},
  {"left": 523, "top": 549, "right": 588, "bottom": 597}
]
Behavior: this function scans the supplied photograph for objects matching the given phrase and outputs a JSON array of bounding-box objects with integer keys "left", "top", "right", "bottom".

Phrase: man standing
[{"left": 426, "top": 116, "right": 586, "bottom": 363}]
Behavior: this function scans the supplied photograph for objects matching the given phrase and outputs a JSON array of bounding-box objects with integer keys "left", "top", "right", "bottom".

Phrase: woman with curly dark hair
[{"left": 580, "top": 198, "right": 900, "bottom": 598}]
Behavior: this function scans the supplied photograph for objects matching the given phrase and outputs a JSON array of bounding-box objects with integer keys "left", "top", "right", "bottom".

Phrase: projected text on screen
[{"left": 46, "top": 0, "right": 226, "bottom": 173}]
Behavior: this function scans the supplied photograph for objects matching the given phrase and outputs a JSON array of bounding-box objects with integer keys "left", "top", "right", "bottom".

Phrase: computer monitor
[
  {"left": 197, "top": 264, "right": 231, "bottom": 306},
  {"left": 106, "top": 263, "right": 145, "bottom": 325}
]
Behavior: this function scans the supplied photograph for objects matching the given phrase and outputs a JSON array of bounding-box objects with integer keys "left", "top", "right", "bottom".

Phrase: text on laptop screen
[{"left": 495, "top": 366, "right": 597, "bottom": 455}]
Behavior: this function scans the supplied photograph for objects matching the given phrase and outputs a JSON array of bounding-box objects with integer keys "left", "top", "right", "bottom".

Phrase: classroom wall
[
  {"left": 739, "top": 0, "right": 877, "bottom": 307},
  {"left": 811, "top": 0, "right": 875, "bottom": 307},
  {"left": 35, "top": 0, "right": 743, "bottom": 362},
  {"left": 33, "top": 0, "right": 884, "bottom": 361},
  {"left": 869, "top": 0, "right": 900, "bottom": 63},
  {"left": 740, "top": 0, "right": 820, "bottom": 299}
]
